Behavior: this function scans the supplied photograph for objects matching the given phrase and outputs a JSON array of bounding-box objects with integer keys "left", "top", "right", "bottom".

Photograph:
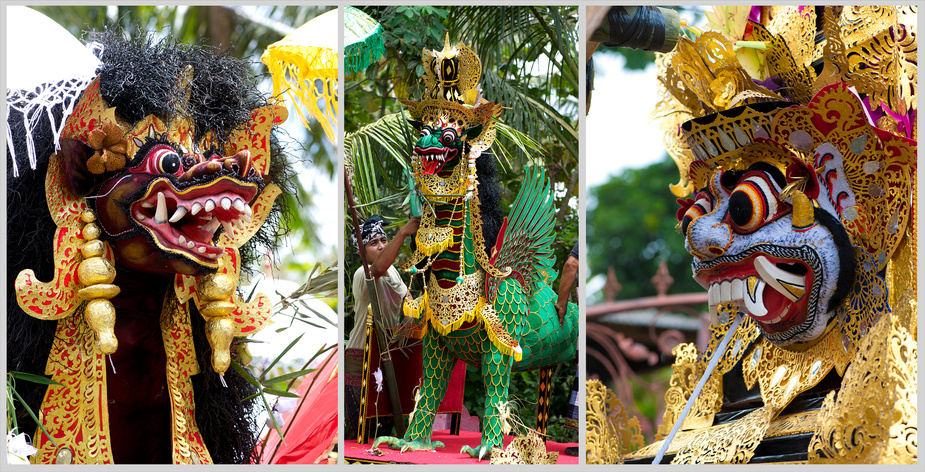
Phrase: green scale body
[
  {"left": 393, "top": 158, "right": 578, "bottom": 457},
  {"left": 373, "top": 38, "right": 578, "bottom": 457}
]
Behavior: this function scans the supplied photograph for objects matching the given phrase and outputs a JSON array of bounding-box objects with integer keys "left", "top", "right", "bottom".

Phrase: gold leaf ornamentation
[
  {"left": 489, "top": 430, "right": 558, "bottom": 464},
  {"left": 585, "top": 380, "right": 644, "bottom": 464},
  {"left": 808, "top": 311, "right": 917, "bottom": 463},
  {"left": 670, "top": 405, "right": 776, "bottom": 464}
]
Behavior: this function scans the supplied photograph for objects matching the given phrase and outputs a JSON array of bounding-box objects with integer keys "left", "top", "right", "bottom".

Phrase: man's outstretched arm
[
  {"left": 370, "top": 216, "right": 421, "bottom": 278},
  {"left": 555, "top": 254, "right": 579, "bottom": 326}
]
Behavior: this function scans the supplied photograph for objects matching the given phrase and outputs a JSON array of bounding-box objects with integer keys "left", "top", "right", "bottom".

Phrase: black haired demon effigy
[
  {"left": 7, "top": 23, "right": 294, "bottom": 463},
  {"left": 369, "top": 38, "right": 578, "bottom": 460},
  {"left": 587, "top": 6, "right": 916, "bottom": 464}
]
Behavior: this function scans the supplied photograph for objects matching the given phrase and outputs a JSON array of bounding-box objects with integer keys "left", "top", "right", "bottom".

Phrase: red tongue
[
  {"left": 764, "top": 285, "right": 789, "bottom": 316},
  {"left": 754, "top": 283, "right": 792, "bottom": 328},
  {"left": 421, "top": 159, "right": 442, "bottom": 175},
  {"left": 178, "top": 220, "right": 216, "bottom": 244}
]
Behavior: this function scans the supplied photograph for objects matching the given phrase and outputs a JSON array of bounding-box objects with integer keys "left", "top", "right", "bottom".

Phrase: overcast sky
[{"left": 586, "top": 54, "right": 664, "bottom": 191}]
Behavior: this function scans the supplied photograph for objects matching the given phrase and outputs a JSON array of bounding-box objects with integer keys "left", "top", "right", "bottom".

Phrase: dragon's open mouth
[
  {"left": 414, "top": 146, "right": 459, "bottom": 175},
  {"left": 131, "top": 176, "right": 258, "bottom": 267},
  {"left": 695, "top": 253, "right": 813, "bottom": 334}
]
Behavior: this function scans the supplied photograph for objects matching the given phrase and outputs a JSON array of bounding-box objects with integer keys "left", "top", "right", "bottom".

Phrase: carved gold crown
[
  {"left": 652, "top": 5, "right": 917, "bottom": 320},
  {"left": 423, "top": 34, "right": 482, "bottom": 105},
  {"left": 654, "top": 6, "right": 917, "bottom": 197}
]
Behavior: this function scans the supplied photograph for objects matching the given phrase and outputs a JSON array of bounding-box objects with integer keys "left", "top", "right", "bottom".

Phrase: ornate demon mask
[
  {"left": 399, "top": 38, "right": 502, "bottom": 205},
  {"left": 659, "top": 6, "right": 916, "bottom": 349},
  {"left": 59, "top": 73, "right": 278, "bottom": 276}
]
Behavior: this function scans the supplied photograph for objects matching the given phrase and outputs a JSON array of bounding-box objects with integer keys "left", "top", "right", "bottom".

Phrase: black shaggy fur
[
  {"left": 6, "top": 104, "right": 61, "bottom": 444},
  {"left": 7, "top": 29, "right": 296, "bottom": 464},
  {"left": 475, "top": 150, "right": 503, "bottom": 256},
  {"left": 92, "top": 30, "right": 256, "bottom": 147}
]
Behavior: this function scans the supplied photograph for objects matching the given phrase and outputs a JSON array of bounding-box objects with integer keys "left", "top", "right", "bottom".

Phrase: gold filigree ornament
[
  {"left": 629, "top": 406, "right": 826, "bottom": 463},
  {"left": 655, "top": 6, "right": 917, "bottom": 200},
  {"left": 421, "top": 271, "right": 484, "bottom": 334},
  {"left": 654, "top": 310, "right": 760, "bottom": 440},
  {"left": 656, "top": 343, "right": 722, "bottom": 438},
  {"left": 808, "top": 310, "right": 917, "bottom": 463},
  {"left": 489, "top": 430, "right": 558, "bottom": 465},
  {"left": 415, "top": 223, "right": 456, "bottom": 255},
  {"left": 17, "top": 68, "right": 286, "bottom": 463},
  {"left": 668, "top": 32, "right": 783, "bottom": 116},
  {"left": 422, "top": 34, "right": 482, "bottom": 105},
  {"left": 15, "top": 155, "right": 122, "bottom": 355},
  {"left": 669, "top": 405, "right": 776, "bottom": 464},
  {"left": 651, "top": 54, "right": 696, "bottom": 196},
  {"left": 585, "top": 380, "right": 645, "bottom": 464},
  {"left": 742, "top": 322, "right": 850, "bottom": 412},
  {"left": 837, "top": 6, "right": 918, "bottom": 126}
]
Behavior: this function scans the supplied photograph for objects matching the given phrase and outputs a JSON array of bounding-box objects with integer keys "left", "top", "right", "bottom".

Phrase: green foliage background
[
  {"left": 585, "top": 6, "right": 705, "bottom": 302},
  {"left": 587, "top": 157, "right": 701, "bottom": 303}
]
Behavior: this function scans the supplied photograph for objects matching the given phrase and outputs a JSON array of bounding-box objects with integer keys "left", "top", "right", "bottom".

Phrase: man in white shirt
[
  {"left": 345, "top": 214, "right": 419, "bottom": 440},
  {"left": 346, "top": 215, "right": 420, "bottom": 349}
]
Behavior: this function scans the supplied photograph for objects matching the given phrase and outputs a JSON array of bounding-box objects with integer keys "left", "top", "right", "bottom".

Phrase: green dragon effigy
[{"left": 371, "top": 38, "right": 578, "bottom": 458}]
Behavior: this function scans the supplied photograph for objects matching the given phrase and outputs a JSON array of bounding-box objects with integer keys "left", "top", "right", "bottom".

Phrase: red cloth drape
[{"left": 258, "top": 348, "right": 339, "bottom": 464}]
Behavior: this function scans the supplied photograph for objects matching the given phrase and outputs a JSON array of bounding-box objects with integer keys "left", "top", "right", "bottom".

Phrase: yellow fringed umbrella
[{"left": 261, "top": 8, "right": 338, "bottom": 144}]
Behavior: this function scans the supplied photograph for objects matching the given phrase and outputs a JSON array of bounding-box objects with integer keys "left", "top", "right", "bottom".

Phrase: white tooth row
[
  {"left": 708, "top": 277, "right": 760, "bottom": 323},
  {"left": 422, "top": 152, "right": 448, "bottom": 163},
  {"left": 176, "top": 235, "right": 211, "bottom": 255},
  {"left": 706, "top": 256, "right": 807, "bottom": 323},
  {"left": 136, "top": 191, "right": 254, "bottom": 253},
  {"left": 142, "top": 192, "right": 252, "bottom": 225},
  {"left": 708, "top": 278, "right": 745, "bottom": 306}
]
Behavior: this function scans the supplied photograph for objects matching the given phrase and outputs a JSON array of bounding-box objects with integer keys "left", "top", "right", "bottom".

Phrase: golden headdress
[
  {"left": 399, "top": 36, "right": 503, "bottom": 157},
  {"left": 423, "top": 33, "right": 483, "bottom": 105},
  {"left": 653, "top": 5, "right": 916, "bottom": 305},
  {"left": 655, "top": 6, "right": 917, "bottom": 196}
]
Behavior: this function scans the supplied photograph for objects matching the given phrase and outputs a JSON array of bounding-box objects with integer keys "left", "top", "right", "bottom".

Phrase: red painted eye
[
  {"left": 681, "top": 191, "right": 712, "bottom": 235},
  {"left": 727, "top": 173, "right": 785, "bottom": 233},
  {"left": 133, "top": 144, "right": 184, "bottom": 176}
]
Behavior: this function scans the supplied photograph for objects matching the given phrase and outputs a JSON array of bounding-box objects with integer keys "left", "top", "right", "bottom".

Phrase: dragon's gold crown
[{"left": 423, "top": 34, "right": 482, "bottom": 106}]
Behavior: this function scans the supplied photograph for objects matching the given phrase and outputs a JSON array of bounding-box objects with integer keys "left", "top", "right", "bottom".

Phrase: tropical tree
[{"left": 587, "top": 157, "right": 702, "bottom": 303}]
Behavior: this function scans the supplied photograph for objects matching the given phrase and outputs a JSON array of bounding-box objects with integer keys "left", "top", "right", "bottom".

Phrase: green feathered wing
[{"left": 485, "top": 165, "right": 577, "bottom": 370}]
